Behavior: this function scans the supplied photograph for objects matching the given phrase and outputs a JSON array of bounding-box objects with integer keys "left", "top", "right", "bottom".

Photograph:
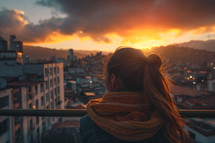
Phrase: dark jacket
[{"left": 80, "top": 115, "right": 170, "bottom": 143}]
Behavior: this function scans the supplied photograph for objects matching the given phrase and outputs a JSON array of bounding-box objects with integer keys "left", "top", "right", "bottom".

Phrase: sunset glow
[{"left": 1, "top": 0, "right": 215, "bottom": 51}]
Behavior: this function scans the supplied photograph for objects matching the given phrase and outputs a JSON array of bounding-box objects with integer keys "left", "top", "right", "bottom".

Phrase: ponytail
[{"left": 143, "top": 54, "right": 189, "bottom": 143}]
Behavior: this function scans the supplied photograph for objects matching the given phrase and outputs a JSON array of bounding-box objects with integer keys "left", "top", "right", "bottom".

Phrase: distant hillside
[
  {"left": 151, "top": 45, "right": 215, "bottom": 66},
  {"left": 175, "top": 39, "right": 215, "bottom": 52},
  {"left": 23, "top": 45, "right": 109, "bottom": 61}
]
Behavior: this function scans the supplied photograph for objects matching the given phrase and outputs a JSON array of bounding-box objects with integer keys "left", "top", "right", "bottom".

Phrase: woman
[{"left": 80, "top": 47, "right": 189, "bottom": 143}]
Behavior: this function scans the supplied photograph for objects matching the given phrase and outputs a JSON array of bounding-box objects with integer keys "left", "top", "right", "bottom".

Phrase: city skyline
[{"left": 0, "top": 0, "right": 215, "bottom": 51}]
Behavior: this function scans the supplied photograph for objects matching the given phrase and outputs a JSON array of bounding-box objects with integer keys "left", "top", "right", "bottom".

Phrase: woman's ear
[
  {"left": 110, "top": 73, "right": 123, "bottom": 91},
  {"left": 110, "top": 73, "right": 116, "bottom": 90}
]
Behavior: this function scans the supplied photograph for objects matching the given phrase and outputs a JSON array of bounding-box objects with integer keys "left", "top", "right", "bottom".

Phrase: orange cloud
[{"left": 1, "top": 0, "right": 215, "bottom": 49}]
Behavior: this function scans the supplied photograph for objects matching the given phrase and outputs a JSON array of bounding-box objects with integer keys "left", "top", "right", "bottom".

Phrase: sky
[{"left": 0, "top": 0, "right": 215, "bottom": 51}]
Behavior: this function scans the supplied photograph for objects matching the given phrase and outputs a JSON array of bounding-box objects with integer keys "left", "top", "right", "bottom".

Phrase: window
[
  {"left": 29, "top": 87, "right": 32, "bottom": 92},
  {"left": 0, "top": 96, "right": 9, "bottom": 108},
  {"left": 35, "top": 85, "right": 38, "bottom": 95},
  {"left": 29, "top": 103, "right": 32, "bottom": 109},
  {"left": 55, "top": 98, "right": 57, "bottom": 106},
  {"left": 58, "top": 86, "right": 60, "bottom": 93},
  {"left": 58, "top": 77, "right": 60, "bottom": 84},
  {"left": 50, "top": 67, "right": 53, "bottom": 75},
  {"left": 46, "top": 93, "right": 49, "bottom": 102},
  {"left": 50, "top": 79, "right": 53, "bottom": 87},
  {"left": 55, "top": 88, "right": 57, "bottom": 96},
  {"left": 40, "top": 83, "right": 44, "bottom": 92},
  {"left": 45, "top": 81, "right": 49, "bottom": 89},
  {"left": 36, "top": 116, "right": 39, "bottom": 124},
  {"left": 41, "top": 96, "right": 44, "bottom": 106},
  {"left": 51, "top": 90, "right": 54, "bottom": 99},
  {"left": 42, "top": 121, "right": 46, "bottom": 132},
  {"left": 0, "top": 119, "right": 8, "bottom": 135},
  {"left": 54, "top": 67, "right": 57, "bottom": 74},
  {"left": 54, "top": 78, "right": 57, "bottom": 85},
  {"left": 30, "top": 119, "right": 33, "bottom": 130},
  {"left": 36, "top": 100, "right": 39, "bottom": 109},
  {"left": 45, "top": 68, "right": 48, "bottom": 77}
]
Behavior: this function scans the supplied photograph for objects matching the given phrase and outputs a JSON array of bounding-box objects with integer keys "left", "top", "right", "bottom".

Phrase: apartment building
[{"left": 0, "top": 36, "right": 65, "bottom": 143}]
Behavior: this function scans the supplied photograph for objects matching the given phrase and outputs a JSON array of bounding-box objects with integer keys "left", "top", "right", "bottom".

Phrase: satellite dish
[{"left": 0, "top": 78, "right": 7, "bottom": 89}]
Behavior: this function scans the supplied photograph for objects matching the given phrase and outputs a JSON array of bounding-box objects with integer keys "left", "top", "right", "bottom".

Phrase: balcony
[
  {"left": 0, "top": 109, "right": 214, "bottom": 143},
  {"left": 0, "top": 109, "right": 214, "bottom": 118}
]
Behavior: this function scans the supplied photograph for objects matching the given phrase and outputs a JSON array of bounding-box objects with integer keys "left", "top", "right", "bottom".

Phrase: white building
[
  {"left": 0, "top": 36, "right": 65, "bottom": 143},
  {"left": 1, "top": 63, "right": 65, "bottom": 143}
]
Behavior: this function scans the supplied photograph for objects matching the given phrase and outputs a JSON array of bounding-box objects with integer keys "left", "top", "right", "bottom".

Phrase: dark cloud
[
  {"left": 1, "top": 0, "right": 215, "bottom": 43},
  {"left": 0, "top": 8, "right": 64, "bottom": 42},
  {"left": 36, "top": 0, "right": 215, "bottom": 31}
]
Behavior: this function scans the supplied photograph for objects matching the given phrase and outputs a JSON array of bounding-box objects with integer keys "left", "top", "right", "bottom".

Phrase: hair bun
[{"left": 147, "top": 54, "right": 162, "bottom": 69}]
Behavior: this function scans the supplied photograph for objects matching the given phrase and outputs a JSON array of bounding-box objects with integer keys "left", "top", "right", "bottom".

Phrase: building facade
[
  {"left": 0, "top": 89, "right": 13, "bottom": 143},
  {"left": 0, "top": 36, "right": 65, "bottom": 143}
]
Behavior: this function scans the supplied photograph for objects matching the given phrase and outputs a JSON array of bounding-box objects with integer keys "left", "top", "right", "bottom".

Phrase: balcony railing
[{"left": 0, "top": 109, "right": 215, "bottom": 118}]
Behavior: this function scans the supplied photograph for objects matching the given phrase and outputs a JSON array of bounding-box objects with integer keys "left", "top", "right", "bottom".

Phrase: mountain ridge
[
  {"left": 23, "top": 39, "right": 215, "bottom": 61},
  {"left": 172, "top": 39, "right": 215, "bottom": 52},
  {"left": 23, "top": 45, "right": 110, "bottom": 61}
]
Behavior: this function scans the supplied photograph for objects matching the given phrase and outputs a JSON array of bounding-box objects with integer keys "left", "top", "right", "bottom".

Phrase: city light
[{"left": 32, "top": 105, "right": 36, "bottom": 109}]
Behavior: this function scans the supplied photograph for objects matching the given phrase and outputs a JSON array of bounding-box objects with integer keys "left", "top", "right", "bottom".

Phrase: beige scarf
[{"left": 87, "top": 92, "right": 162, "bottom": 141}]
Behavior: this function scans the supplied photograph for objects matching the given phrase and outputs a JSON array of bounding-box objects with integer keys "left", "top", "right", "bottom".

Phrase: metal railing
[{"left": 0, "top": 109, "right": 215, "bottom": 118}]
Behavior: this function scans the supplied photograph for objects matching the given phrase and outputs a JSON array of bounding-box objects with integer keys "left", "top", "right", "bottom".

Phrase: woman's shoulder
[
  {"left": 80, "top": 115, "right": 116, "bottom": 143},
  {"left": 80, "top": 115, "right": 170, "bottom": 143}
]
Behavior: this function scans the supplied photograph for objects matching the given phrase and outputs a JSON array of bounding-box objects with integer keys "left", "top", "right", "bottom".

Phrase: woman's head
[
  {"left": 105, "top": 47, "right": 162, "bottom": 92},
  {"left": 104, "top": 47, "right": 189, "bottom": 143}
]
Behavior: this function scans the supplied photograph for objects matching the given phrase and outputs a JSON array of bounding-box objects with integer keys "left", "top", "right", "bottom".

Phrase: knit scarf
[{"left": 87, "top": 92, "right": 162, "bottom": 141}]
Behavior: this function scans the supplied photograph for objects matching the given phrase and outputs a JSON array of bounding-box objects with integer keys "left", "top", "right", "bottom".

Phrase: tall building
[
  {"left": 0, "top": 50, "right": 24, "bottom": 65},
  {"left": 0, "top": 37, "right": 8, "bottom": 51},
  {"left": 10, "top": 35, "right": 16, "bottom": 51},
  {"left": 0, "top": 35, "right": 65, "bottom": 143},
  {"left": 68, "top": 49, "right": 74, "bottom": 66},
  {"left": 9, "top": 35, "right": 23, "bottom": 51},
  {"left": 68, "top": 49, "right": 74, "bottom": 60}
]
